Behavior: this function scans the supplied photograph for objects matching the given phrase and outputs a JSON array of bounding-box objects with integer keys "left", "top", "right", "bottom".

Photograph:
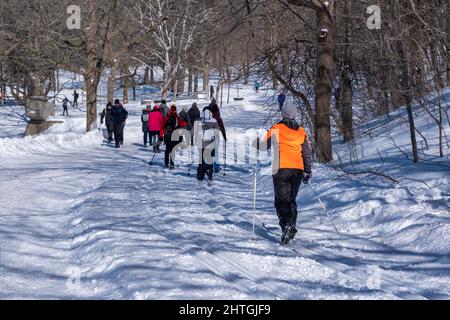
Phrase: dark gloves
[{"left": 303, "top": 172, "right": 312, "bottom": 184}]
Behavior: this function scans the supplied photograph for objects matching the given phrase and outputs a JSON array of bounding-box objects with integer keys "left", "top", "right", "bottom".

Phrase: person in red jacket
[{"left": 148, "top": 105, "right": 165, "bottom": 153}]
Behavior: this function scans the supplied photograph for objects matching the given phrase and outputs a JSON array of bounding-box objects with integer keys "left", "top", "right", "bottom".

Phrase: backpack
[
  {"left": 165, "top": 114, "right": 178, "bottom": 133},
  {"left": 189, "top": 108, "right": 201, "bottom": 121},
  {"left": 178, "top": 117, "right": 188, "bottom": 129}
]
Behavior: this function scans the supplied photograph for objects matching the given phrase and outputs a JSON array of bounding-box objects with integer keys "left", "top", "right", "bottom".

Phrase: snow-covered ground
[{"left": 0, "top": 84, "right": 449, "bottom": 299}]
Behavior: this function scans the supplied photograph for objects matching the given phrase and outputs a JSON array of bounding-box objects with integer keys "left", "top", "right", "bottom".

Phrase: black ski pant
[
  {"left": 143, "top": 129, "right": 151, "bottom": 146},
  {"left": 114, "top": 123, "right": 125, "bottom": 147},
  {"left": 165, "top": 135, "right": 179, "bottom": 167},
  {"left": 197, "top": 148, "right": 215, "bottom": 181},
  {"left": 149, "top": 131, "right": 160, "bottom": 147},
  {"left": 273, "top": 169, "right": 303, "bottom": 231},
  {"left": 106, "top": 125, "right": 114, "bottom": 141},
  {"left": 63, "top": 106, "right": 69, "bottom": 117}
]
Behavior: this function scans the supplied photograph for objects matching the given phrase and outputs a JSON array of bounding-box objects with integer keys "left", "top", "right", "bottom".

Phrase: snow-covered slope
[{"left": 0, "top": 85, "right": 449, "bottom": 299}]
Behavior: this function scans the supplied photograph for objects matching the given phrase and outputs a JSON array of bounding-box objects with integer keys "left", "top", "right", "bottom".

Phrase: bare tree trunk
[
  {"left": 173, "top": 79, "right": 178, "bottom": 102},
  {"left": 150, "top": 65, "right": 155, "bottom": 84},
  {"left": 107, "top": 61, "right": 118, "bottom": 103},
  {"left": 341, "top": 73, "right": 353, "bottom": 142},
  {"left": 188, "top": 68, "right": 193, "bottom": 96},
  {"left": 132, "top": 76, "right": 137, "bottom": 101},
  {"left": 194, "top": 73, "right": 199, "bottom": 92},
  {"left": 123, "top": 74, "right": 130, "bottom": 105},
  {"left": 177, "top": 68, "right": 185, "bottom": 94},
  {"left": 430, "top": 44, "right": 445, "bottom": 158},
  {"left": 398, "top": 41, "right": 419, "bottom": 163},
  {"left": 314, "top": 3, "right": 334, "bottom": 163},
  {"left": 341, "top": 0, "right": 353, "bottom": 143},
  {"left": 270, "top": 55, "right": 279, "bottom": 90},
  {"left": 144, "top": 66, "right": 150, "bottom": 84},
  {"left": 203, "top": 53, "right": 210, "bottom": 96},
  {"left": 84, "top": 0, "right": 105, "bottom": 132},
  {"left": 85, "top": 75, "right": 99, "bottom": 132},
  {"left": 243, "top": 52, "right": 250, "bottom": 85}
]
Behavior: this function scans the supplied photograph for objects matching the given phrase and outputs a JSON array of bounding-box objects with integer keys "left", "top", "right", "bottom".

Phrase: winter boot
[{"left": 281, "top": 226, "right": 296, "bottom": 245}]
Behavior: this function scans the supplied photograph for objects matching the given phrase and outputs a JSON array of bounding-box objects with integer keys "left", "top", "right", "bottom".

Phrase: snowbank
[{"left": 0, "top": 118, "right": 103, "bottom": 157}]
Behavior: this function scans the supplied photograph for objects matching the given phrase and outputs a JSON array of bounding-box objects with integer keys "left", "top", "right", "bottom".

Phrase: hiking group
[
  {"left": 140, "top": 99, "right": 227, "bottom": 185},
  {"left": 100, "top": 93, "right": 312, "bottom": 246},
  {"left": 100, "top": 99, "right": 129, "bottom": 149}
]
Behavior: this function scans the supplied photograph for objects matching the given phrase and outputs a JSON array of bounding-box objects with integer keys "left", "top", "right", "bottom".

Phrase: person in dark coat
[
  {"left": 163, "top": 106, "right": 180, "bottom": 168},
  {"left": 278, "top": 93, "right": 286, "bottom": 111},
  {"left": 100, "top": 102, "right": 114, "bottom": 142},
  {"left": 62, "top": 97, "right": 70, "bottom": 117},
  {"left": 110, "top": 99, "right": 129, "bottom": 148},
  {"left": 188, "top": 102, "right": 201, "bottom": 146},
  {"left": 210, "top": 85, "right": 215, "bottom": 100},
  {"left": 141, "top": 105, "right": 152, "bottom": 147},
  {"left": 188, "top": 103, "right": 201, "bottom": 127},
  {"left": 259, "top": 101, "right": 312, "bottom": 245},
  {"left": 197, "top": 106, "right": 226, "bottom": 184},
  {"left": 73, "top": 90, "right": 79, "bottom": 107}
]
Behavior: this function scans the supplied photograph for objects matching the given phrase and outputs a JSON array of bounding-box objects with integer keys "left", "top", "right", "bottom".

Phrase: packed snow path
[{"left": 1, "top": 91, "right": 449, "bottom": 299}]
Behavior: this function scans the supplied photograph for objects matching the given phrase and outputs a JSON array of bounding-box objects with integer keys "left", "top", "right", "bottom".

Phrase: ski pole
[
  {"left": 149, "top": 150, "right": 157, "bottom": 166},
  {"left": 188, "top": 144, "right": 191, "bottom": 176},
  {"left": 223, "top": 140, "right": 227, "bottom": 176},
  {"left": 253, "top": 169, "right": 257, "bottom": 240},
  {"left": 307, "top": 183, "right": 341, "bottom": 235}
]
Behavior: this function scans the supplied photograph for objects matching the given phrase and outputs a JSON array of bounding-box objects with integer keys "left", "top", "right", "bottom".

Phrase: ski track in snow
[{"left": 1, "top": 87, "right": 449, "bottom": 299}]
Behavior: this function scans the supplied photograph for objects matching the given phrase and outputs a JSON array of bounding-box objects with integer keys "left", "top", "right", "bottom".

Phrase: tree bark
[
  {"left": 314, "top": 3, "right": 334, "bottom": 163},
  {"left": 177, "top": 68, "right": 185, "bottom": 94},
  {"left": 194, "top": 73, "right": 199, "bottom": 93},
  {"left": 203, "top": 53, "right": 210, "bottom": 96},
  {"left": 340, "top": 0, "right": 353, "bottom": 143},
  {"left": 188, "top": 68, "right": 193, "bottom": 96},
  {"left": 144, "top": 66, "right": 150, "bottom": 84},
  {"left": 107, "top": 61, "right": 118, "bottom": 104},
  {"left": 123, "top": 73, "right": 130, "bottom": 105},
  {"left": 150, "top": 65, "right": 155, "bottom": 84},
  {"left": 398, "top": 41, "right": 419, "bottom": 163},
  {"left": 132, "top": 76, "right": 137, "bottom": 101}
]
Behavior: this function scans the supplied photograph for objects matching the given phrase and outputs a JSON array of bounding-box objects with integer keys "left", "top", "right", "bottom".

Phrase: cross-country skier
[
  {"left": 100, "top": 102, "right": 114, "bottom": 142},
  {"left": 62, "top": 97, "right": 70, "bottom": 117},
  {"left": 197, "top": 102, "right": 227, "bottom": 184},
  {"left": 73, "top": 90, "right": 79, "bottom": 107},
  {"left": 210, "top": 85, "right": 215, "bottom": 100},
  {"left": 141, "top": 105, "right": 152, "bottom": 147},
  {"left": 277, "top": 86, "right": 286, "bottom": 111},
  {"left": 110, "top": 99, "right": 129, "bottom": 149},
  {"left": 260, "top": 101, "right": 313, "bottom": 245},
  {"left": 148, "top": 105, "right": 165, "bottom": 153},
  {"left": 255, "top": 81, "right": 261, "bottom": 94}
]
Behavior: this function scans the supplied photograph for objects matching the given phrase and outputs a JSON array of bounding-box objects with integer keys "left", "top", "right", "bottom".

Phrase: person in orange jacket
[{"left": 261, "top": 101, "right": 313, "bottom": 245}]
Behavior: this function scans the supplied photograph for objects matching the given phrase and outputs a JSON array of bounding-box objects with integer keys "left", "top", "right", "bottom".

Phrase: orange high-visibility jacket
[{"left": 264, "top": 123, "right": 308, "bottom": 170}]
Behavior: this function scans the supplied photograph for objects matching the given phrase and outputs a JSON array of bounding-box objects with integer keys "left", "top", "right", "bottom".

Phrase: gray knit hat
[{"left": 282, "top": 101, "right": 297, "bottom": 119}]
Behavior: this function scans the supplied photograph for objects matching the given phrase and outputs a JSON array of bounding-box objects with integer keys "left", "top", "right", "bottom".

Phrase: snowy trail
[{"left": 1, "top": 90, "right": 449, "bottom": 299}]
